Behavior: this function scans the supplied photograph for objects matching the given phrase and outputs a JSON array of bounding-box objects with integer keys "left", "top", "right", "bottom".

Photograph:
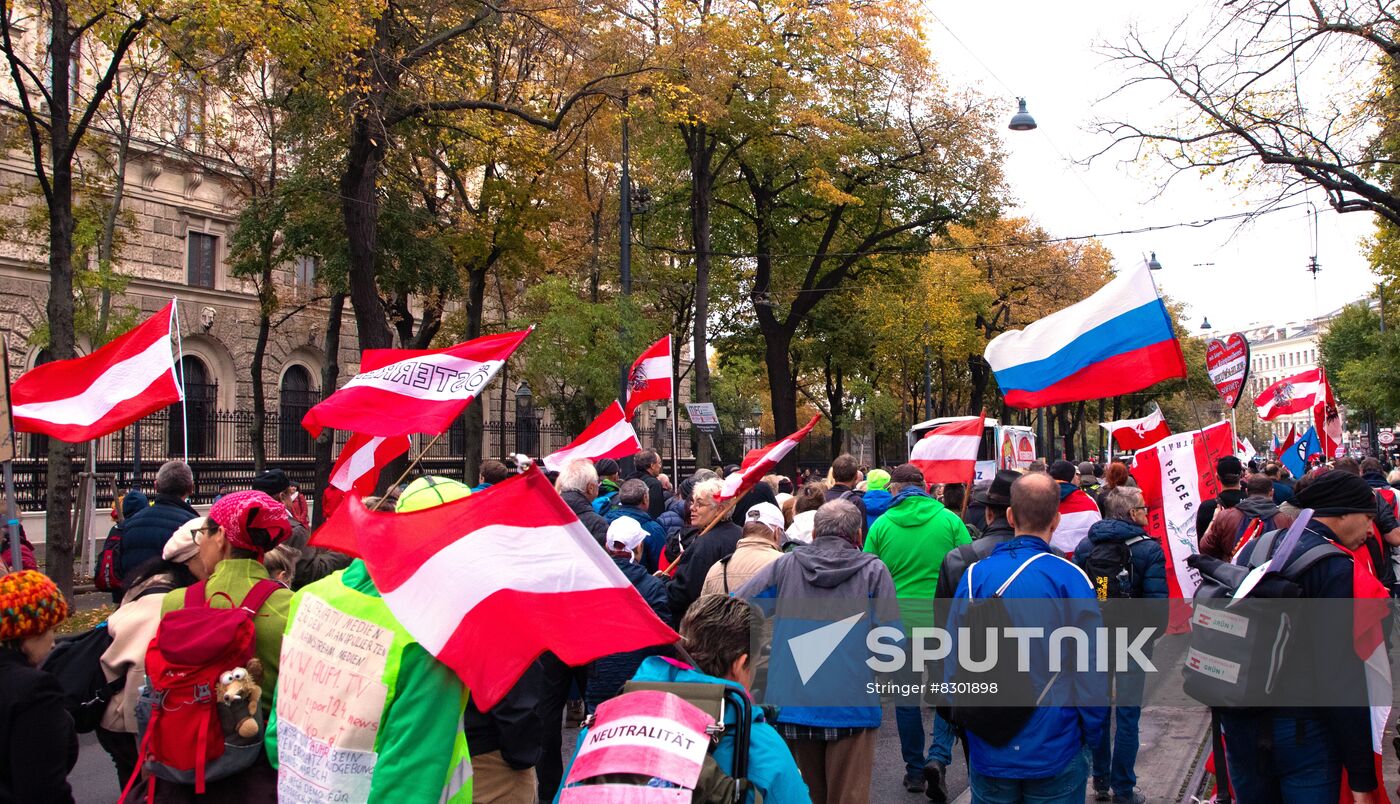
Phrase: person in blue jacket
[
  {"left": 557, "top": 595, "right": 809, "bottom": 803},
  {"left": 946, "top": 472, "right": 1107, "bottom": 803},
  {"left": 1071, "top": 485, "right": 1166, "bottom": 804},
  {"left": 604, "top": 479, "right": 669, "bottom": 572},
  {"left": 861, "top": 468, "right": 894, "bottom": 528}
]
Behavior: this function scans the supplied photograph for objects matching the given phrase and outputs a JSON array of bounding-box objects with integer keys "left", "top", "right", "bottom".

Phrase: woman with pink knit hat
[
  {"left": 152, "top": 490, "right": 292, "bottom": 802},
  {"left": 0, "top": 569, "right": 75, "bottom": 803}
]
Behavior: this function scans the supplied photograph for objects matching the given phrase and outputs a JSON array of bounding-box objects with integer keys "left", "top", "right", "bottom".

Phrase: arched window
[
  {"left": 278, "top": 365, "right": 317, "bottom": 456},
  {"left": 169, "top": 356, "right": 216, "bottom": 458}
]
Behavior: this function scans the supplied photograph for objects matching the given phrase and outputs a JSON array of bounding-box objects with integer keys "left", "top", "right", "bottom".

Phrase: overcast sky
[{"left": 924, "top": 1, "right": 1380, "bottom": 334}]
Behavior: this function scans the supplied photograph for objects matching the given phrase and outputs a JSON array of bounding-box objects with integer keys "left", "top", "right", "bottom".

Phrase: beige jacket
[
  {"left": 701, "top": 536, "right": 783, "bottom": 596},
  {"left": 99, "top": 574, "right": 176, "bottom": 733}
]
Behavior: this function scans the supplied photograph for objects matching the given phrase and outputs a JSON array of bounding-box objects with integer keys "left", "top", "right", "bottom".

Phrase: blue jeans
[
  {"left": 894, "top": 706, "right": 957, "bottom": 776},
  {"left": 1091, "top": 671, "right": 1145, "bottom": 796},
  {"left": 969, "top": 747, "right": 1089, "bottom": 804},
  {"left": 1219, "top": 714, "right": 1342, "bottom": 803}
]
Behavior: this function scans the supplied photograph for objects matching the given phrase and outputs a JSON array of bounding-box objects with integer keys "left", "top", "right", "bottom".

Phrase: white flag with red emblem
[
  {"left": 543, "top": 402, "right": 641, "bottom": 472},
  {"left": 1100, "top": 406, "right": 1171, "bottom": 452},
  {"left": 623, "top": 336, "right": 672, "bottom": 420},
  {"left": 719, "top": 415, "right": 821, "bottom": 501},
  {"left": 309, "top": 467, "right": 679, "bottom": 709},
  {"left": 302, "top": 329, "right": 531, "bottom": 438},
  {"left": 12, "top": 301, "right": 181, "bottom": 441},
  {"left": 321, "top": 432, "right": 412, "bottom": 517},
  {"left": 910, "top": 414, "right": 986, "bottom": 486}
]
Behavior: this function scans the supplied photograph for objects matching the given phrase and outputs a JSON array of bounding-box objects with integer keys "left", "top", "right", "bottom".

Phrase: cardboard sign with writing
[
  {"left": 563, "top": 690, "right": 715, "bottom": 793},
  {"left": 1205, "top": 333, "right": 1251, "bottom": 409},
  {"left": 685, "top": 403, "right": 721, "bottom": 435}
]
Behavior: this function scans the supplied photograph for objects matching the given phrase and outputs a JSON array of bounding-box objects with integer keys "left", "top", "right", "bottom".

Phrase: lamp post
[{"left": 514, "top": 381, "right": 536, "bottom": 456}]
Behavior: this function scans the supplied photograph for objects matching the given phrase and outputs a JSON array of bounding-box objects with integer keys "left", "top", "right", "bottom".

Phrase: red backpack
[{"left": 125, "top": 579, "right": 280, "bottom": 800}]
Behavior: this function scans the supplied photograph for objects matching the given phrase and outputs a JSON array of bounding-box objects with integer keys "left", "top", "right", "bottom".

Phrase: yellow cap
[{"left": 395, "top": 476, "right": 471, "bottom": 513}]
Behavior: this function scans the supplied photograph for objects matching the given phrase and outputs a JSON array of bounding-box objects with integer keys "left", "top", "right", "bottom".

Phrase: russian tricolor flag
[{"left": 984, "top": 262, "right": 1186, "bottom": 408}]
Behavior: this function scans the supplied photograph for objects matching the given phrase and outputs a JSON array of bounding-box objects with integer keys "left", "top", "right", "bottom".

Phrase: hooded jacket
[
  {"left": 667, "top": 520, "right": 743, "bottom": 618},
  {"left": 557, "top": 656, "right": 810, "bottom": 803},
  {"left": 862, "top": 488, "right": 895, "bottom": 528},
  {"left": 863, "top": 488, "right": 970, "bottom": 629},
  {"left": 1071, "top": 518, "right": 1169, "bottom": 601},
  {"left": 946, "top": 536, "right": 1107, "bottom": 779},
  {"left": 736, "top": 535, "right": 900, "bottom": 728},
  {"left": 702, "top": 535, "right": 784, "bottom": 596},
  {"left": 1200, "top": 495, "right": 1294, "bottom": 561},
  {"left": 1195, "top": 488, "right": 1245, "bottom": 538},
  {"left": 0, "top": 650, "right": 77, "bottom": 804}
]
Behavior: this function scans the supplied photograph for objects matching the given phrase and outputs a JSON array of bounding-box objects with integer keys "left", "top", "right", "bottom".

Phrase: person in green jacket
[
  {"left": 862, "top": 463, "right": 971, "bottom": 799},
  {"left": 266, "top": 477, "right": 473, "bottom": 804}
]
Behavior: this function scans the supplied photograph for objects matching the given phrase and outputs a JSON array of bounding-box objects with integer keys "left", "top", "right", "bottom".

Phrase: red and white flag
[
  {"left": 1051, "top": 488, "right": 1103, "bottom": 556},
  {"left": 1313, "top": 368, "right": 1345, "bottom": 460},
  {"left": 310, "top": 467, "right": 678, "bottom": 709},
  {"left": 1100, "top": 407, "right": 1171, "bottom": 452},
  {"left": 1253, "top": 368, "right": 1325, "bottom": 420},
  {"left": 1343, "top": 543, "right": 1393, "bottom": 803},
  {"left": 624, "top": 336, "right": 672, "bottom": 420},
  {"left": 302, "top": 328, "right": 531, "bottom": 438},
  {"left": 12, "top": 301, "right": 181, "bottom": 441},
  {"left": 543, "top": 402, "right": 641, "bottom": 472},
  {"left": 1131, "top": 420, "right": 1235, "bottom": 631},
  {"left": 719, "top": 415, "right": 821, "bottom": 501},
  {"left": 320, "top": 432, "right": 412, "bottom": 517},
  {"left": 1277, "top": 424, "right": 1298, "bottom": 455},
  {"left": 910, "top": 414, "right": 986, "bottom": 486}
]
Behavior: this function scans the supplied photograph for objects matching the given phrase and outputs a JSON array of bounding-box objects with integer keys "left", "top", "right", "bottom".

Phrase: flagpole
[
  {"left": 369, "top": 431, "right": 446, "bottom": 511},
  {"left": 1, "top": 341, "right": 19, "bottom": 573},
  {"left": 171, "top": 302, "right": 188, "bottom": 464},
  {"left": 669, "top": 335, "right": 680, "bottom": 483}
]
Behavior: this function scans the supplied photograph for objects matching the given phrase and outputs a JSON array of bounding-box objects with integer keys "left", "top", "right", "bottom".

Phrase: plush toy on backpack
[{"left": 216, "top": 659, "right": 264, "bottom": 741}]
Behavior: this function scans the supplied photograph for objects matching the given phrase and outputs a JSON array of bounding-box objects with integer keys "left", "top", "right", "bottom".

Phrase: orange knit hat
[{"left": 0, "top": 570, "right": 68, "bottom": 642}]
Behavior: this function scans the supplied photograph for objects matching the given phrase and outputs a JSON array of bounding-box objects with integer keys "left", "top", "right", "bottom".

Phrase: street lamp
[
  {"left": 514, "top": 381, "right": 536, "bottom": 456},
  {"left": 1147, "top": 251, "right": 1163, "bottom": 270},
  {"left": 1200, "top": 317, "right": 1212, "bottom": 330},
  {"left": 1008, "top": 98, "right": 1037, "bottom": 131}
]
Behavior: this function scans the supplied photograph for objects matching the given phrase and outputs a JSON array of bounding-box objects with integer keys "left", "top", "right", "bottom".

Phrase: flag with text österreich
[
  {"left": 311, "top": 467, "right": 678, "bottom": 709},
  {"left": 12, "top": 301, "right": 181, "bottom": 441},
  {"left": 624, "top": 336, "right": 672, "bottom": 420},
  {"left": 302, "top": 329, "right": 531, "bottom": 438},
  {"left": 321, "top": 433, "right": 412, "bottom": 517}
]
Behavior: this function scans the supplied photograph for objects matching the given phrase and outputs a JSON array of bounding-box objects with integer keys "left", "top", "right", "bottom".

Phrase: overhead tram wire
[{"left": 631, "top": 199, "right": 1315, "bottom": 264}]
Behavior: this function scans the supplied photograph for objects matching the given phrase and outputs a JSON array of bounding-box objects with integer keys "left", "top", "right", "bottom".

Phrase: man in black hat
[
  {"left": 252, "top": 467, "right": 310, "bottom": 548},
  {"left": 1195, "top": 456, "right": 1244, "bottom": 538},
  {"left": 1220, "top": 469, "right": 1381, "bottom": 802}
]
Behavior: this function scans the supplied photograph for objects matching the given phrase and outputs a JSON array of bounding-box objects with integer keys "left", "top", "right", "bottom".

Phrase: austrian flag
[
  {"left": 12, "top": 301, "right": 181, "bottom": 441},
  {"left": 624, "top": 336, "right": 672, "bottom": 420},
  {"left": 910, "top": 414, "right": 985, "bottom": 486},
  {"left": 543, "top": 402, "right": 641, "bottom": 472},
  {"left": 321, "top": 433, "right": 412, "bottom": 517},
  {"left": 302, "top": 329, "right": 531, "bottom": 438},
  {"left": 719, "top": 415, "right": 821, "bottom": 501},
  {"left": 310, "top": 467, "right": 679, "bottom": 710}
]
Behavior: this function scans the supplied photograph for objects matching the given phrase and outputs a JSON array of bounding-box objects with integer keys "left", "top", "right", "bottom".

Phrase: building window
[
  {"left": 187, "top": 232, "right": 217, "bottom": 288},
  {"left": 293, "top": 256, "right": 318, "bottom": 289},
  {"left": 169, "top": 355, "right": 217, "bottom": 458},
  {"left": 278, "top": 365, "right": 317, "bottom": 457},
  {"left": 175, "top": 70, "right": 205, "bottom": 147}
]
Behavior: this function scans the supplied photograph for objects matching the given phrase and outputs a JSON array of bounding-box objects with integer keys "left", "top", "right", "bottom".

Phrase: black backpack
[
  {"left": 1083, "top": 536, "right": 1147, "bottom": 602},
  {"left": 1183, "top": 512, "right": 1343, "bottom": 708},
  {"left": 40, "top": 623, "right": 124, "bottom": 733},
  {"left": 943, "top": 553, "right": 1053, "bottom": 746}
]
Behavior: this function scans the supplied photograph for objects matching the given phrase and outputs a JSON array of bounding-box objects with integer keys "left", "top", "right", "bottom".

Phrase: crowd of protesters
[{"left": 1, "top": 442, "right": 1397, "bottom": 804}]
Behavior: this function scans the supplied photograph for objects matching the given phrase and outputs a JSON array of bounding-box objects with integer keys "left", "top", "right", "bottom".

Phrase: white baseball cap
[
  {"left": 745, "top": 502, "right": 785, "bottom": 533},
  {"left": 606, "top": 517, "right": 649, "bottom": 553}
]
